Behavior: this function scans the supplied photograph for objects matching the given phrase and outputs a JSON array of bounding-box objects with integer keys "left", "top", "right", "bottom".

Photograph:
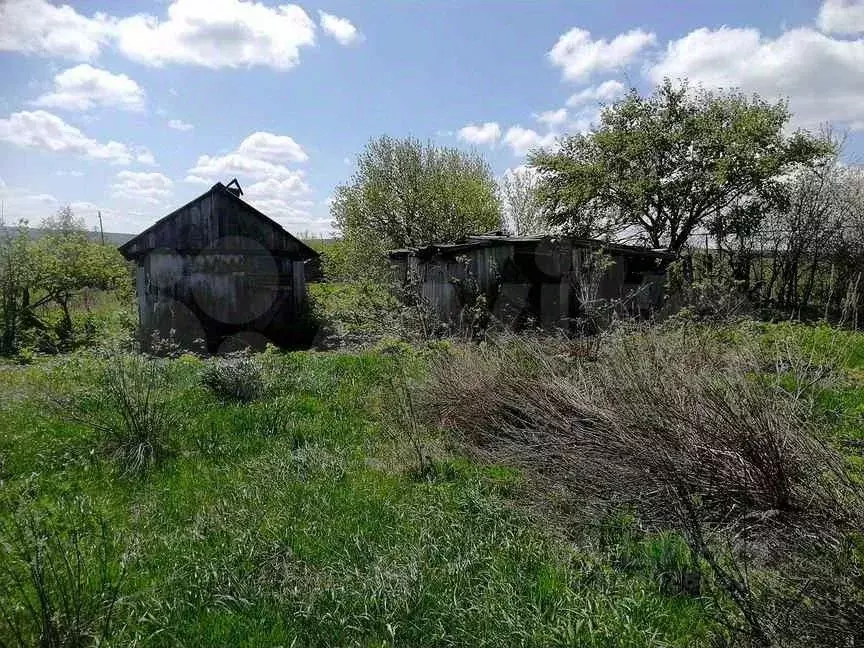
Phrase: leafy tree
[
  {"left": 331, "top": 136, "right": 501, "bottom": 278},
  {"left": 499, "top": 167, "right": 546, "bottom": 236},
  {"left": 0, "top": 219, "right": 35, "bottom": 355},
  {"left": 31, "top": 206, "right": 128, "bottom": 345},
  {"left": 529, "top": 79, "right": 834, "bottom": 256}
]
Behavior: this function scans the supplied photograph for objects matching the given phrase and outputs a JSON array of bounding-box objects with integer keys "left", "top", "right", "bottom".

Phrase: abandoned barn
[
  {"left": 388, "top": 233, "right": 674, "bottom": 329},
  {"left": 119, "top": 179, "right": 319, "bottom": 353}
]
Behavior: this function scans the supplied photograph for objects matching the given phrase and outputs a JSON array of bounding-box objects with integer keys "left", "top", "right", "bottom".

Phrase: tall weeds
[
  {"left": 418, "top": 327, "right": 864, "bottom": 646},
  {"left": 54, "top": 353, "right": 177, "bottom": 476},
  {"left": 0, "top": 500, "right": 126, "bottom": 648}
]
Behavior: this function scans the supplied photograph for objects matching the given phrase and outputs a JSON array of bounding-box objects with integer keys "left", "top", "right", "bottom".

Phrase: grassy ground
[{"left": 0, "top": 346, "right": 715, "bottom": 647}]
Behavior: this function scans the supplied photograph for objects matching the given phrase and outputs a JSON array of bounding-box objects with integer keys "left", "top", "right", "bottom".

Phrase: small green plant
[
  {"left": 201, "top": 353, "right": 264, "bottom": 403},
  {"left": 0, "top": 500, "right": 126, "bottom": 648}
]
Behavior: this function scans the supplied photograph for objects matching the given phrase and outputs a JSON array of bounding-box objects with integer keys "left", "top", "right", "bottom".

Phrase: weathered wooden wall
[
  {"left": 391, "top": 238, "right": 671, "bottom": 330},
  {"left": 123, "top": 184, "right": 316, "bottom": 353}
]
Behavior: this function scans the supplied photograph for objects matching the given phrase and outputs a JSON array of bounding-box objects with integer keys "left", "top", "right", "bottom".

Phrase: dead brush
[{"left": 418, "top": 328, "right": 864, "bottom": 646}]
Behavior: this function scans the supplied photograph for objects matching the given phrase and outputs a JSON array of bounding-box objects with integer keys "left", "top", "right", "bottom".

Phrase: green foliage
[
  {"left": 31, "top": 207, "right": 129, "bottom": 347},
  {"left": 331, "top": 135, "right": 502, "bottom": 279},
  {"left": 0, "top": 220, "right": 34, "bottom": 356},
  {"left": 0, "top": 498, "right": 126, "bottom": 648},
  {"left": 0, "top": 206, "right": 131, "bottom": 355},
  {"left": 54, "top": 353, "right": 178, "bottom": 476},
  {"left": 530, "top": 79, "right": 834, "bottom": 255}
]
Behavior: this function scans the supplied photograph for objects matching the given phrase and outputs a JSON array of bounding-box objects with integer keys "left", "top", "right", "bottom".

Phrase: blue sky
[{"left": 1, "top": 0, "right": 863, "bottom": 235}]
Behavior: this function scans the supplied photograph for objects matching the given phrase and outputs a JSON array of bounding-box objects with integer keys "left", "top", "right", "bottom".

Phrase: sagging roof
[
  {"left": 388, "top": 232, "right": 674, "bottom": 261},
  {"left": 119, "top": 181, "right": 319, "bottom": 261}
]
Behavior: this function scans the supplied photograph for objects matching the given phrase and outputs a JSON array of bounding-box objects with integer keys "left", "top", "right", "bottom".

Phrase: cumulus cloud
[
  {"left": 111, "top": 171, "right": 173, "bottom": 204},
  {"left": 549, "top": 28, "right": 656, "bottom": 81},
  {"left": 134, "top": 147, "right": 157, "bottom": 166},
  {"left": 0, "top": 110, "right": 134, "bottom": 164},
  {"left": 503, "top": 126, "right": 556, "bottom": 156},
  {"left": 237, "top": 131, "right": 308, "bottom": 164},
  {"left": 0, "top": 0, "right": 325, "bottom": 70},
  {"left": 32, "top": 64, "right": 145, "bottom": 112},
  {"left": 185, "top": 131, "right": 313, "bottom": 225},
  {"left": 113, "top": 0, "right": 316, "bottom": 69},
  {"left": 318, "top": 11, "right": 363, "bottom": 45},
  {"left": 0, "top": 181, "right": 60, "bottom": 221},
  {"left": 0, "top": 0, "right": 113, "bottom": 60},
  {"left": 817, "top": 0, "right": 864, "bottom": 35},
  {"left": 647, "top": 26, "right": 864, "bottom": 130},
  {"left": 168, "top": 119, "right": 194, "bottom": 131},
  {"left": 534, "top": 108, "right": 568, "bottom": 128},
  {"left": 457, "top": 122, "right": 502, "bottom": 146},
  {"left": 566, "top": 80, "right": 627, "bottom": 106}
]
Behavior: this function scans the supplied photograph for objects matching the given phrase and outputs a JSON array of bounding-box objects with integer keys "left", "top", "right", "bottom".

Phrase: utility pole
[{"left": 98, "top": 210, "right": 105, "bottom": 245}]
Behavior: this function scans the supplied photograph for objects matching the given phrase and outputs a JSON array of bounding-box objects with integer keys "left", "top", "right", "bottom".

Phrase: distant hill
[
  {"left": 2, "top": 227, "right": 335, "bottom": 249},
  {"left": 0, "top": 226, "right": 134, "bottom": 246}
]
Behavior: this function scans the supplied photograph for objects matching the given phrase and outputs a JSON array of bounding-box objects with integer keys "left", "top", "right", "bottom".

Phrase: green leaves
[
  {"left": 331, "top": 136, "right": 502, "bottom": 279},
  {"left": 529, "top": 79, "right": 834, "bottom": 255}
]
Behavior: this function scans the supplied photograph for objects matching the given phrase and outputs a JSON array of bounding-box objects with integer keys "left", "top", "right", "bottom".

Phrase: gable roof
[{"left": 118, "top": 181, "right": 319, "bottom": 261}]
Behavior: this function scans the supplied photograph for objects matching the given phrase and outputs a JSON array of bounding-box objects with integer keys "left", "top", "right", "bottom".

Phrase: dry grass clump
[
  {"left": 418, "top": 329, "right": 864, "bottom": 646},
  {"left": 422, "top": 330, "right": 853, "bottom": 531},
  {"left": 200, "top": 353, "right": 264, "bottom": 403}
]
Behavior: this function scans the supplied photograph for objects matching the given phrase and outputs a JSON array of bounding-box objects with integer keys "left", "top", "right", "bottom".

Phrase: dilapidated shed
[
  {"left": 119, "top": 179, "right": 319, "bottom": 353},
  {"left": 389, "top": 233, "right": 674, "bottom": 330}
]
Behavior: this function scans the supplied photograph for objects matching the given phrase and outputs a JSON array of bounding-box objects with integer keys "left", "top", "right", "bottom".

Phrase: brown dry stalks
[{"left": 417, "top": 329, "right": 864, "bottom": 646}]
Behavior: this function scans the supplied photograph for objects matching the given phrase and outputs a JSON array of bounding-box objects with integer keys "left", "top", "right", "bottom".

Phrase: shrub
[
  {"left": 201, "top": 353, "right": 264, "bottom": 403},
  {"left": 0, "top": 499, "right": 126, "bottom": 647},
  {"left": 418, "top": 328, "right": 864, "bottom": 646}
]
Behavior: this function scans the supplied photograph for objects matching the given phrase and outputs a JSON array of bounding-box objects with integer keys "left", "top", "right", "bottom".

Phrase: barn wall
[
  {"left": 137, "top": 249, "right": 311, "bottom": 352},
  {"left": 393, "top": 241, "right": 670, "bottom": 331}
]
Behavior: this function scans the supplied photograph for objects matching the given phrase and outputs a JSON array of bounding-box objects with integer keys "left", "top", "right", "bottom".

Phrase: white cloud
[
  {"left": 0, "top": 182, "right": 59, "bottom": 223},
  {"left": 237, "top": 131, "right": 308, "bottom": 163},
  {"left": 0, "top": 110, "right": 133, "bottom": 164},
  {"left": 503, "top": 126, "right": 556, "bottom": 156},
  {"left": 318, "top": 11, "right": 362, "bottom": 45},
  {"left": 244, "top": 176, "right": 314, "bottom": 223},
  {"left": 549, "top": 28, "right": 656, "bottom": 81},
  {"left": 111, "top": 171, "right": 173, "bottom": 204},
  {"left": 185, "top": 131, "right": 312, "bottom": 225},
  {"left": 0, "top": 0, "right": 113, "bottom": 60},
  {"left": 567, "top": 106, "right": 603, "bottom": 134},
  {"left": 32, "top": 64, "right": 145, "bottom": 112},
  {"left": 457, "top": 122, "right": 502, "bottom": 146},
  {"left": 535, "top": 108, "right": 568, "bottom": 128},
  {"left": 647, "top": 26, "right": 864, "bottom": 130},
  {"left": 113, "top": 0, "right": 316, "bottom": 69},
  {"left": 168, "top": 119, "right": 194, "bottom": 131},
  {"left": 566, "top": 80, "right": 627, "bottom": 106},
  {"left": 134, "top": 147, "right": 157, "bottom": 166},
  {"left": 817, "top": 0, "right": 864, "bottom": 35}
]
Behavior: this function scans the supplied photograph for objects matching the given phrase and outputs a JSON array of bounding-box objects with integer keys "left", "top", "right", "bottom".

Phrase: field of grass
[{"left": 0, "top": 344, "right": 722, "bottom": 647}]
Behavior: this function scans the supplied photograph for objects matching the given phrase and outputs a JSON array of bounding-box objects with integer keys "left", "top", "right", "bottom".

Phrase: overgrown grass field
[
  {"left": 1, "top": 321, "right": 862, "bottom": 646},
  {"left": 0, "top": 343, "right": 719, "bottom": 647}
]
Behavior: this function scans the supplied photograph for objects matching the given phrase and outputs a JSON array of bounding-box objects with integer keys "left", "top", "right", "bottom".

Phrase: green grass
[{"left": 0, "top": 347, "right": 713, "bottom": 647}]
